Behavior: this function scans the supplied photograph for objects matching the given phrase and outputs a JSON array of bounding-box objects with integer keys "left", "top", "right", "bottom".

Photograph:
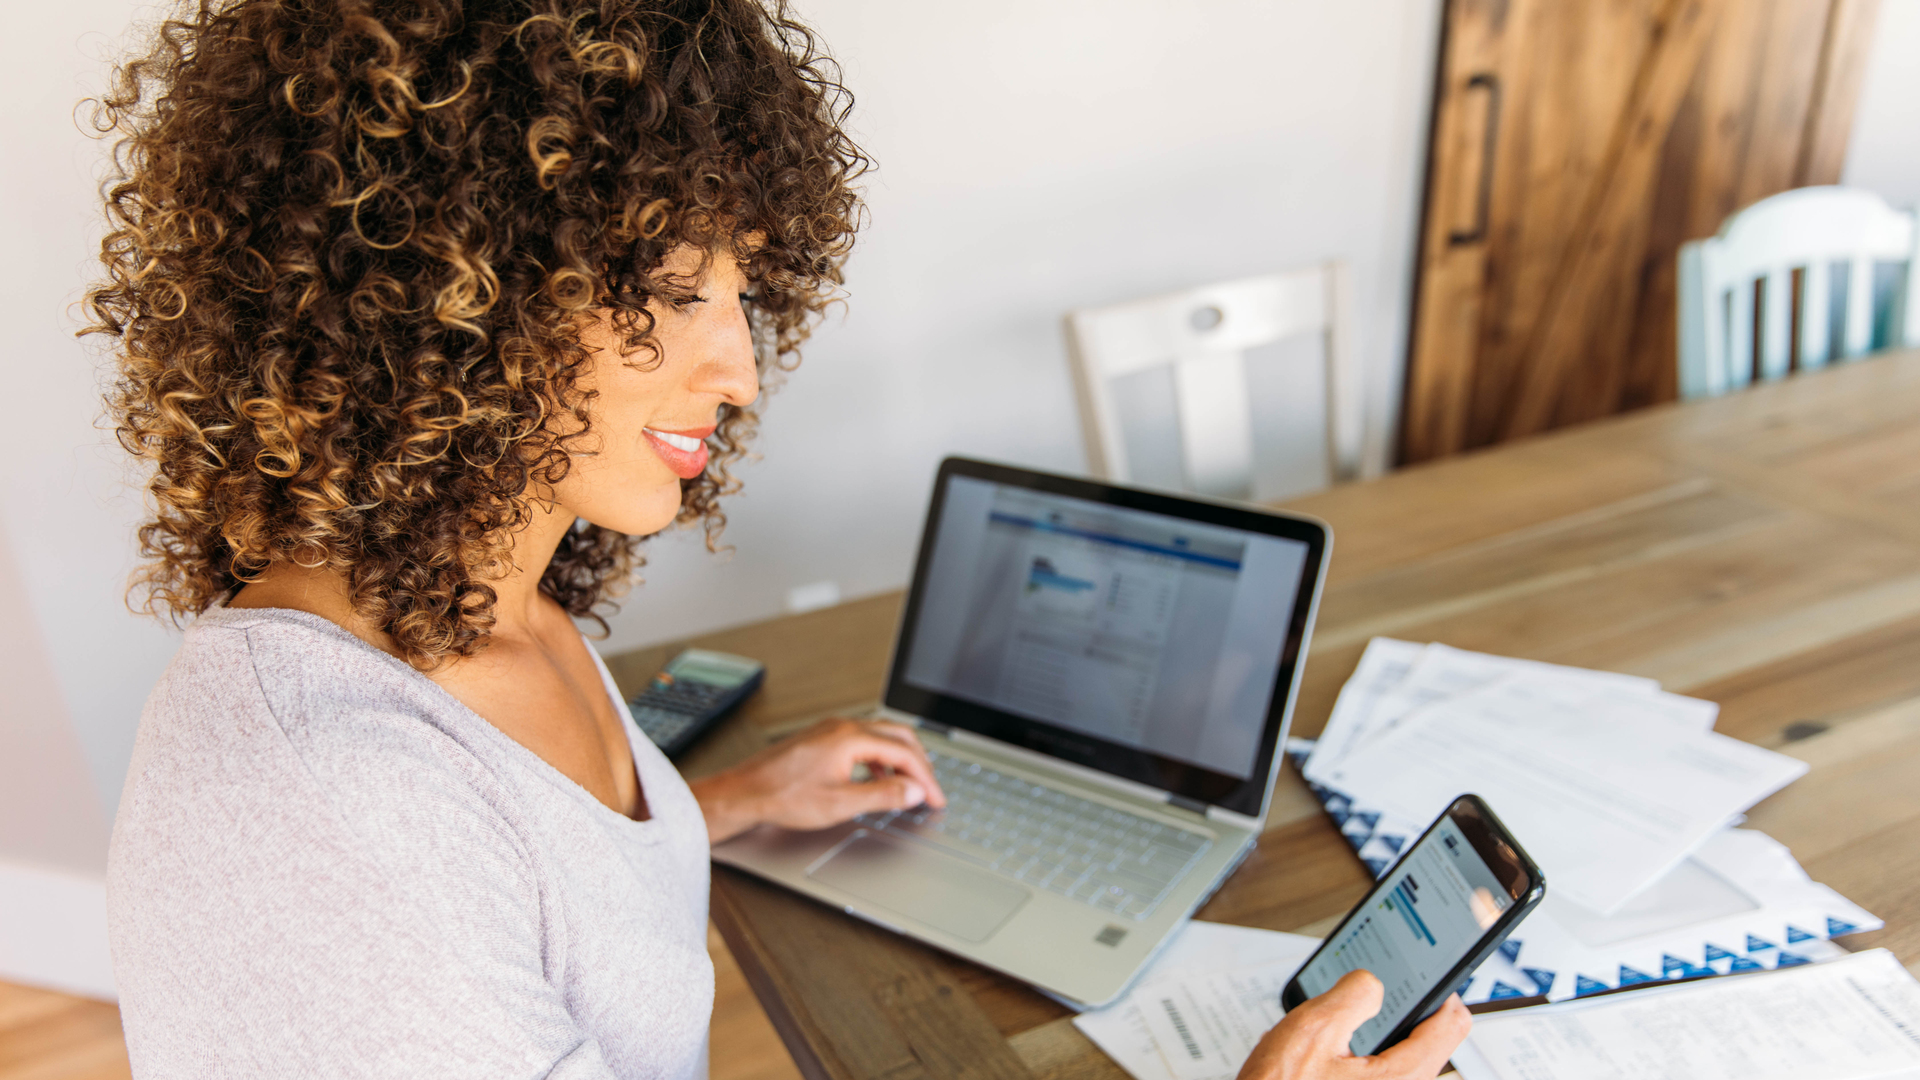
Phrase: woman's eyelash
[{"left": 665, "top": 289, "right": 757, "bottom": 310}]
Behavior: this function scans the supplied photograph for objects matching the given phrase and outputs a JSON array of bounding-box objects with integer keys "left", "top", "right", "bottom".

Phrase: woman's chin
[{"left": 595, "top": 482, "right": 686, "bottom": 537}]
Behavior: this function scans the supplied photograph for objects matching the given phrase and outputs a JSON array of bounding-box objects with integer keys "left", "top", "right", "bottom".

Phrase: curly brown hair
[{"left": 85, "top": 0, "right": 866, "bottom": 666}]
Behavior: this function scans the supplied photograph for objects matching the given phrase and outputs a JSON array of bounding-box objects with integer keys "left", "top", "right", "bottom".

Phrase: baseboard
[{"left": 0, "top": 860, "right": 115, "bottom": 1000}]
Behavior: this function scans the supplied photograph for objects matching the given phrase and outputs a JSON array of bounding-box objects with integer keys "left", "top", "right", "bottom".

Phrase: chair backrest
[
  {"left": 1678, "top": 186, "right": 1920, "bottom": 399},
  {"left": 1063, "top": 263, "right": 1365, "bottom": 500}
]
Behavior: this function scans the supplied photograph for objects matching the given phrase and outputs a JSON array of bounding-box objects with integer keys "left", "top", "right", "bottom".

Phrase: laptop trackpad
[{"left": 809, "top": 831, "right": 1030, "bottom": 943}]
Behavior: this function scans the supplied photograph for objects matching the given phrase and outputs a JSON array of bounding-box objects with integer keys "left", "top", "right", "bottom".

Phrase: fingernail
[{"left": 901, "top": 781, "right": 925, "bottom": 807}]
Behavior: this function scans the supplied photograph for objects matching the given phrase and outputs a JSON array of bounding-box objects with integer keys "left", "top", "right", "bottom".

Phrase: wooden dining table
[{"left": 604, "top": 346, "right": 1920, "bottom": 1080}]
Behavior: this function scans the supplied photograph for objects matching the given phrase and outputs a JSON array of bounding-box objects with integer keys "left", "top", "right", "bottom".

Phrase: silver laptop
[{"left": 712, "top": 457, "right": 1330, "bottom": 1007}]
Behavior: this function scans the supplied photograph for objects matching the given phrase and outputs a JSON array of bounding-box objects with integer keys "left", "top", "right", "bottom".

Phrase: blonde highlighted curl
[{"left": 85, "top": 0, "right": 867, "bottom": 666}]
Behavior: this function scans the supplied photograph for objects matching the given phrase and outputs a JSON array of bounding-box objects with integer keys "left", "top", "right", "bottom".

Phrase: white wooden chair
[
  {"left": 1678, "top": 187, "right": 1920, "bottom": 400},
  {"left": 1063, "top": 264, "right": 1367, "bottom": 501}
]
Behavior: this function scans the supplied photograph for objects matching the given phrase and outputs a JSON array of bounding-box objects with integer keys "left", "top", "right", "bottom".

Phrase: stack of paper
[
  {"left": 1074, "top": 921, "right": 1322, "bottom": 1080},
  {"left": 1081, "top": 933, "right": 1920, "bottom": 1080},
  {"left": 1452, "top": 948, "right": 1920, "bottom": 1080},
  {"left": 1290, "top": 638, "right": 1881, "bottom": 1003}
]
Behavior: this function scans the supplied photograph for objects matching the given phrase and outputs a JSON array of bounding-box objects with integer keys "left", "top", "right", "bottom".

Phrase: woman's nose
[{"left": 693, "top": 303, "right": 761, "bottom": 408}]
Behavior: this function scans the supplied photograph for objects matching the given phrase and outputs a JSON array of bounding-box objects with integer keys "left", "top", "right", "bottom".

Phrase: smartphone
[{"left": 1281, "top": 794, "right": 1545, "bottom": 1056}]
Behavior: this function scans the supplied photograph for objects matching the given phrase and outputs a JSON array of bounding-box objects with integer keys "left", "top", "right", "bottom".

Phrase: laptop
[{"left": 712, "top": 457, "right": 1331, "bottom": 1007}]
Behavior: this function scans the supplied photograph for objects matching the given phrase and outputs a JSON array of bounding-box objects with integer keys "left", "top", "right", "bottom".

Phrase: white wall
[
  {"left": 1844, "top": 0, "right": 1920, "bottom": 209},
  {"left": 0, "top": 0, "right": 187, "bottom": 824},
  {"left": 0, "top": 522, "right": 110, "bottom": 876},
  {"left": 0, "top": 0, "right": 179, "bottom": 998},
  {"left": 0, "top": 518, "right": 117, "bottom": 998}
]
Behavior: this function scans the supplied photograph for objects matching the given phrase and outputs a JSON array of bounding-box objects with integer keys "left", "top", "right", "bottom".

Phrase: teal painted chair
[{"left": 1678, "top": 187, "right": 1920, "bottom": 400}]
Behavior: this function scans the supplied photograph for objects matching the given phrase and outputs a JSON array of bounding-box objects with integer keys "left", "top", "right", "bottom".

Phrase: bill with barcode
[{"left": 1136, "top": 967, "right": 1295, "bottom": 1080}]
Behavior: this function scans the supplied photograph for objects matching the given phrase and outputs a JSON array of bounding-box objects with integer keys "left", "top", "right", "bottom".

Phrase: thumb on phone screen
[{"left": 1236, "top": 970, "right": 1472, "bottom": 1080}]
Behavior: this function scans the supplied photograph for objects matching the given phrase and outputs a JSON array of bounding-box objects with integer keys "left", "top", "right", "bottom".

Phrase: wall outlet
[{"left": 785, "top": 579, "right": 842, "bottom": 614}]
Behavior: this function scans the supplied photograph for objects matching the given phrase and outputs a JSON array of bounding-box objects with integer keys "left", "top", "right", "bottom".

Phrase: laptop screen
[{"left": 887, "top": 458, "right": 1329, "bottom": 818}]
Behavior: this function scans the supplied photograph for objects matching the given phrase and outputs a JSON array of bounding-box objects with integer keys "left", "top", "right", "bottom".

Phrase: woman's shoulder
[
  {"left": 127, "top": 605, "right": 527, "bottom": 844},
  {"left": 110, "top": 608, "right": 569, "bottom": 1079},
  {"left": 148, "top": 605, "right": 468, "bottom": 745},
  {"left": 116, "top": 606, "right": 545, "bottom": 930}
]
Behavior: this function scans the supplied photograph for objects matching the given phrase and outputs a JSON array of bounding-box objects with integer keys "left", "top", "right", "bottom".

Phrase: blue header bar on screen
[{"left": 986, "top": 512, "right": 1244, "bottom": 571}]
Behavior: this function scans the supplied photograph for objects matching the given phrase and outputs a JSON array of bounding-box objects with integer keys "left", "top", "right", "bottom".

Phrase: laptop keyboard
[{"left": 855, "top": 747, "right": 1213, "bottom": 919}]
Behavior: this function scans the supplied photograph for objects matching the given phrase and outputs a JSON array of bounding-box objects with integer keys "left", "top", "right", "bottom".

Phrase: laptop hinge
[
  {"left": 917, "top": 719, "right": 953, "bottom": 737},
  {"left": 1166, "top": 794, "right": 1209, "bottom": 816}
]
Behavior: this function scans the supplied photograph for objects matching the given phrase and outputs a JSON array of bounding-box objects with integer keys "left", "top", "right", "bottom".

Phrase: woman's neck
[{"left": 228, "top": 499, "right": 578, "bottom": 663}]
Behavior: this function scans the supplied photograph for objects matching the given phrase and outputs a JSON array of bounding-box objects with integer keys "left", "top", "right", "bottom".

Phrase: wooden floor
[
  {"left": 0, "top": 926, "right": 803, "bottom": 1080},
  {"left": 708, "top": 924, "right": 806, "bottom": 1080},
  {"left": 0, "top": 982, "right": 126, "bottom": 1080}
]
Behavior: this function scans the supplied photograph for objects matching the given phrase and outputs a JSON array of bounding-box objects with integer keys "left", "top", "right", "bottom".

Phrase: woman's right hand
[
  {"left": 687, "top": 717, "right": 945, "bottom": 844},
  {"left": 1238, "top": 971, "right": 1471, "bottom": 1080}
]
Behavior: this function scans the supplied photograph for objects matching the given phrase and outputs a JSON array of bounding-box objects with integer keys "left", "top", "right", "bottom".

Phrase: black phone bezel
[
  {"left": 1279, "top": 794, "right": 1547, "bottom": 1055},
  {"left": 882, "top": 456, "right": 1330, "bottom": 818}
]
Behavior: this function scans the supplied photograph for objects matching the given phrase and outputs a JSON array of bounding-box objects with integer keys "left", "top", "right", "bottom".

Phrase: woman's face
[{"left": 552, "top": 245, "right": 760, "bottom": 537}]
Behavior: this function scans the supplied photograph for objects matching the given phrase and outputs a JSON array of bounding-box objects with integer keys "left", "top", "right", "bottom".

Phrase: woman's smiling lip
[{"left": 641, "top": 424, "right": 715, "bottom": 479}]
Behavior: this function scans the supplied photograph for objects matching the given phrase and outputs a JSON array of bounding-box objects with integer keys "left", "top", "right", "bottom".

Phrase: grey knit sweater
[{"left": 108, "top": 607, "right": 713, "bottom": 1079}]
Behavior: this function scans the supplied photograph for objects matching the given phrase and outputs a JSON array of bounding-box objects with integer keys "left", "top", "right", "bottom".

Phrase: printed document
[
  {"left": 1494, "top": 827, "right": 1877, "bottom": 1000},
  {"left": 1320, "top": 672, "right": 1807, "bottom": 914},
  {"left": 1302, "top": 641, "right": 1673, "bottom": 786},
  {"left": 1136, "top": 966, "right": 1294, "bottom": 1080},
  {"left": 1074, "top": 922, "right": 1319, "bottom": 1080},
  {"left": 1305, "top": 637, "right": 1426, "bottom": 782},
  {"left": 1453, "top": 948, "right": 1920, "bottom": 1080}
]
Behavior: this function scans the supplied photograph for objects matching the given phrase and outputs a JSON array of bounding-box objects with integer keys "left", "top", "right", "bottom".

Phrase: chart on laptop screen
[{"left": 903, "top": 476, "right": 1309, "bottom": 779}]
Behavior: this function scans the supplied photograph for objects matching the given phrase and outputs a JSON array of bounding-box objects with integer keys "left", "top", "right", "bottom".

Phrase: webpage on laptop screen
[{"left": 902, "top": 476, "right": 1308, "bottom": 780}]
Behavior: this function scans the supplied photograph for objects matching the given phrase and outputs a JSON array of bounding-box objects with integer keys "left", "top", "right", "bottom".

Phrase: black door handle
[{"left": 1448, "top": 72, "right": 1502, "bottom": 247}]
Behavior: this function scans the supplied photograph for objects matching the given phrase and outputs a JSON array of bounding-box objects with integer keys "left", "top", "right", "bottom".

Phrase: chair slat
[
  {"left": 1676, "top": 187, "right": 1916, "bottom": 398},
  {"left": 1799, "top": 261, "right": 1831, "bottom": 370},
  {"left": 1064, "top": 264, "right": 1365, "bottom": 499},
  {"left": 1677, "top": 243, "right": 1712, "bottom": 399},
  {"left": 1844, "top": 256, "right": 1874, "bottom": 359},
  {"left": 1728, "top": 279, "right": 1755, "bottom": 391},
  {"left": 1761, "top": 268, "right": 1792, "bottom": 381},
  {"left": 1172, "top": 350, "right": 1255, "bottom": 497},
  {"left": 1905, "top": 228, "right": 1920, "bottom": 349}
]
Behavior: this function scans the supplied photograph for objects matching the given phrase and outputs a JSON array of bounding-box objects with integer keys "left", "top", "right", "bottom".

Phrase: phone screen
[{"left": 1292, "top": 814, "right": 1518, "bottom": 1054}]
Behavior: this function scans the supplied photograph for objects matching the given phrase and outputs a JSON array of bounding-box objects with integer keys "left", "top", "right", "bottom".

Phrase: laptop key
[{"left": 867, "top": 747, "right": 1214, "bottom": 920}]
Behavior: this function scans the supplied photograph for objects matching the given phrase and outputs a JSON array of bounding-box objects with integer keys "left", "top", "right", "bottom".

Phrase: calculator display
[{"left": 667, "top": 653, "right": 757, "bottom": 687}]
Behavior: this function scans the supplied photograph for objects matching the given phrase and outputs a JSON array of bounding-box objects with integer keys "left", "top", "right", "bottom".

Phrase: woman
[{"left": 89, "top": 1, "right": 1469, "bottom": 1077}]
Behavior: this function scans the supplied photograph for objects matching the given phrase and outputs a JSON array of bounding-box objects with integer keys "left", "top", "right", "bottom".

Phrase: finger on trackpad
[{"left": 808, "top": 831, "right": 1030, "bottom": 943}]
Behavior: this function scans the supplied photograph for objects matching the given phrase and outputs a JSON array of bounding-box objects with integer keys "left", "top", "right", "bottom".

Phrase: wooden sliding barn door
[{"left": 1401, "top": 0, "right": 1881, "bottom": 463}]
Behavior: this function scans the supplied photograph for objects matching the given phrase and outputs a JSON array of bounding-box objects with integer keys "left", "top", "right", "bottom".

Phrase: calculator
[{"left": 626, "top": 648, "right": 766, "bottom": 759}]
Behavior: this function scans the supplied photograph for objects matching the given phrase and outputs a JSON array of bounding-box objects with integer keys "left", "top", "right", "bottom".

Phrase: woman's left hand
[{"left": 688, "top": 717, "right": 948, "bottom": 844}]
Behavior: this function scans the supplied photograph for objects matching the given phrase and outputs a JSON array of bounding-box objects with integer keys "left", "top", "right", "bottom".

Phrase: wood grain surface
[
  {"left": 650, "top": 348, "right": 1920, "bottom": 1080},
  {"left": 0, "top": 980, "right": 130, "bottom": 1080},
  {"left": 1401, "top": 0, "right": 1883, "bottom": 461}
]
